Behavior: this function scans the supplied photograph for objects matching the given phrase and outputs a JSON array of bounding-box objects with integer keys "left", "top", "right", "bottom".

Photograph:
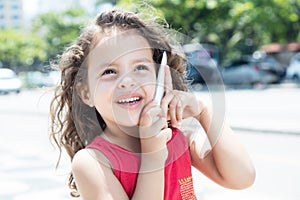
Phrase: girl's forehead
[
  {"left": 95, "top": 29, "right": 150, "bottom": 50},
  {"left": 86, "top": 30, "right": 153, "bottom": 69}
]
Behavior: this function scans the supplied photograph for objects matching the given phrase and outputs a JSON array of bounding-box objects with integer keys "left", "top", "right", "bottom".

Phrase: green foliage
[
  {"left": 0, "top": 30, "right": 46, "bottom": 71},
  {"left": 32, "top": 8, "right": 88, "bottom": 62},
  {"left": 2, "top": 0, "right": 300, "bottom": 70},
  {"left": 0, "top": 8, "right": 88, "bottom": 72},
  {"left": 117, "top": 0, "right": 300, "bottom": 64}
]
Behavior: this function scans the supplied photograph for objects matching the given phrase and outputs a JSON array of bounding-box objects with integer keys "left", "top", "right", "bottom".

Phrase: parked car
[
  {"left": 257, "top": 57, "right": 286, "bottom": 82},
  {"left": 0, "top": 68, "right": 22, "bottom": 94},
  {"left": 183, "top": 43, "right": 220, "bottom": 85},
  {"left": 24, "top": 70, "right": 60, "bottom": 88},
  {"left": 286, "top": 52, "right": 300, "bottom": 82},
  {"left": 221, "top": 57, "right": 284, "bottom": 86}
]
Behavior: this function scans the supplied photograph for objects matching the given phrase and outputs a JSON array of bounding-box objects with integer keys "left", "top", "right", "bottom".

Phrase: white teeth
[{"left": 118, "top": 97, "right": 140, "bottom": 104}]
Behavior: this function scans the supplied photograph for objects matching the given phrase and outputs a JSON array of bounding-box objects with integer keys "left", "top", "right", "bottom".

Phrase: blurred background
[{"left": 0, "top": 0, "right": 299, "bottom": 200}]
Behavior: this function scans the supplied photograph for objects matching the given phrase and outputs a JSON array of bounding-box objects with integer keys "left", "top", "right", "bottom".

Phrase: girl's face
[{"left": 85, "top": 31, "right": 157, "bottom": 128}]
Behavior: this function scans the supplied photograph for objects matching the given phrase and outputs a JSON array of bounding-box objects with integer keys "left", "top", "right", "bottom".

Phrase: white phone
[{"left": 153, "top": 51, "right": 167, "bottom": 104}]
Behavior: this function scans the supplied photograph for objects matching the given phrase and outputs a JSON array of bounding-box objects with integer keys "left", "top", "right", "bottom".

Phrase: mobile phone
[{"left": 153, "top": 51, "right": 167, "bottom": 104}]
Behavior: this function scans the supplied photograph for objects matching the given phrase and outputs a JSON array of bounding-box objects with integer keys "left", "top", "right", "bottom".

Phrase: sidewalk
[
  {"left": 227, "top": 85, "right": 300, "bottom": 135},
  {"left": 192, "top": 82, "right": 300, "bottom": 136}
]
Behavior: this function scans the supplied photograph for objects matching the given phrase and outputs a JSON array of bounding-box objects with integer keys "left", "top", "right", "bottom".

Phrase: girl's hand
[
  {"left": 161, "top": 66, "right": 203, "bottom": 127},
  {"left": 139, "top": 101, "right": 172, "bottom": 155}
]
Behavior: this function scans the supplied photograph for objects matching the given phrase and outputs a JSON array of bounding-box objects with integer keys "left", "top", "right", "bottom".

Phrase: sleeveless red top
[{"left": 87, "top": 127, "right": 197, "bottom": 200}]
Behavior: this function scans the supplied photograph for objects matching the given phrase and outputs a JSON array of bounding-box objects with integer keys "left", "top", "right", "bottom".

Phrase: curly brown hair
[{"left": 50, "top": 9, "right": 187, "bottom": 196}]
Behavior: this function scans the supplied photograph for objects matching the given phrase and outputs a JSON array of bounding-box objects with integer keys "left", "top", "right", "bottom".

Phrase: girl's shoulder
[
  {"left": 72, "top": 148, "right": 112, "bottom": 174},
  {"left": 71, "top": 149, "right": 128, "bottom": 199}
]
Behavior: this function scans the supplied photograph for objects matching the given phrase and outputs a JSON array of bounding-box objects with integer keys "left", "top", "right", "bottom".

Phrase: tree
[
  {"left": 32, "top": 8, "right": 89, "bottom": 63},
  {"left": 0, "top": 29, "right": 46, "bottom": 71},
  {"left": 117, "top": 0, "right": 300, "bottom": 65}
]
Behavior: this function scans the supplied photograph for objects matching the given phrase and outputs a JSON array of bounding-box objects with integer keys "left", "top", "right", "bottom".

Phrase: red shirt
[{"left": 87, "top": 127, "right": 197, "bottom": 200}]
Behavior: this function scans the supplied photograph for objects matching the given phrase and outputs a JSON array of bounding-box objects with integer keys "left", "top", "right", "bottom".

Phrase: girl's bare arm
[
  {"left": 186, "top": 98, "right": 256, "bottom": 189},
  {"left": 72, "top": 149, "right": 129, "bottom": 200}
]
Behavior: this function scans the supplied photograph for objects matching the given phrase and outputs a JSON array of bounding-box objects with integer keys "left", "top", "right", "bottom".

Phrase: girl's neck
[{"left": 102, "top": 125, "right": 141, "bottom": 153}]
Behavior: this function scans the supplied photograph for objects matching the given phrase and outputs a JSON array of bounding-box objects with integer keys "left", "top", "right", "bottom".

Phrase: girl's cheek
[
  {"left": 92, "top": 81, "right": 112, "bottom": 102},
  {"left": 144, "top": 84, "right": 156, "bottom": 103}
]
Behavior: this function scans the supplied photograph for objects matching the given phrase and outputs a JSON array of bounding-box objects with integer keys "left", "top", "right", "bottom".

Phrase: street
[
  {"left": 193, "top": 130, "right": 300, "bottom": 200},
  {"left": 0, "top": 85, "right": 299, "bottom": 200}
]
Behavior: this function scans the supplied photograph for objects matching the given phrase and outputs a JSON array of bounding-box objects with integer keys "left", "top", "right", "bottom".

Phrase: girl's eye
[
  {"left": 101, "top": 68, "right": 116, "bottom": 76},
  {"left": 135, "top": 64, "right": 149, "bottom": 71}
]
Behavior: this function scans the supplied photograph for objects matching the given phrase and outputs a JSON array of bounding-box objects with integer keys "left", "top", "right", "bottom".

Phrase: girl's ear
[{"left": 77, "top": 82, "right": 94, "bottom": 107}]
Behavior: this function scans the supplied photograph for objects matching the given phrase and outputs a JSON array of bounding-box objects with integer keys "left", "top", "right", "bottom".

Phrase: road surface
[{"left": 0, "top": 87, "right": 299, "bottom": 200}]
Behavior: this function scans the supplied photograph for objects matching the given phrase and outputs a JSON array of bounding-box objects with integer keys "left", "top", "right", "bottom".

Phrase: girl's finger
[
  {"left": 168, "top": 97, "right": 179, "bottom": 127},
  {"left": 140, "top": 116, "right": 167, "bottom": 139},
  {"left": 176, "top": 100, "right": 183, "bottom": 124},
  {"left": 157, "top": 127, "right": 172, "bottom": 142},
  {"left": 139, "top": 104, "right": 161, "bottom": 127},
  {"left": 161, "top": 92, "right": 174, "bottom": 118}
]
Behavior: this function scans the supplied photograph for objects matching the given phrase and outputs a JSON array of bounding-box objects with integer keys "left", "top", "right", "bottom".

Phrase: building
[{"left": 0, "top": 0, "right": 24, "bottom": 29}]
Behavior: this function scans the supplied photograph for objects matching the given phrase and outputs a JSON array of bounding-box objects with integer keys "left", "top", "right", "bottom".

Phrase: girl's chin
[
  {"left": 115, "top": 113, "right": 141, "bottom": 126},
  {"left": 116, "top": 119, "right": 140, "bottom": 128},
  {"left": 114, "top": 121, "right": 140, "bottom": 137}
]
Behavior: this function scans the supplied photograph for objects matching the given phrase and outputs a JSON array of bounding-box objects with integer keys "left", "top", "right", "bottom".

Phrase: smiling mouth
[{"left": 117, "top": 97, "right": 142, "bottom": 104}]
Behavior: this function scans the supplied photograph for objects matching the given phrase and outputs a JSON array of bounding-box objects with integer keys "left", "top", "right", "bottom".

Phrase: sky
[{"left": 22, "top": 0, "right": 100, "bottom": 24}]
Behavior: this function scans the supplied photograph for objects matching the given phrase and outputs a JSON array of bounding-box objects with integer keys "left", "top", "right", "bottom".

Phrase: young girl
[{"left": 50, "top": 9, "right": 255, "bottom": 200}]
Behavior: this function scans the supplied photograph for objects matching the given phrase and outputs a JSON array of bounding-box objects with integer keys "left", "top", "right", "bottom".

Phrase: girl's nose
[{"left": 118, "top": 75, "right": 136, "bottom": 89}]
